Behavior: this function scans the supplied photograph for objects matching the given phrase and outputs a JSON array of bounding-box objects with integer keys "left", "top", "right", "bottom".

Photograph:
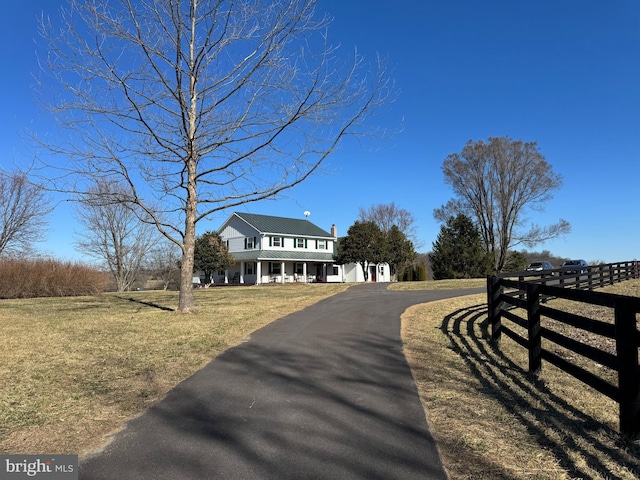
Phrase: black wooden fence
[{"left": 487, "top": 260, "right": 640, "bottom": 437}]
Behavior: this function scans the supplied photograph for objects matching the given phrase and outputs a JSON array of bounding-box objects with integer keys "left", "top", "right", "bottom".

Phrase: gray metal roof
[
  {"left": 234, "top": 212, "right": 331, "bottom": 237},
  {"left": 231, "top": 250, "right": 336, "bottom": 262}
]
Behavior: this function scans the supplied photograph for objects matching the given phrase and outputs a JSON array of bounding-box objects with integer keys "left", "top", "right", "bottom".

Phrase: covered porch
[{"left": 217, "top": 251, "right": 340, "bottom": 285}]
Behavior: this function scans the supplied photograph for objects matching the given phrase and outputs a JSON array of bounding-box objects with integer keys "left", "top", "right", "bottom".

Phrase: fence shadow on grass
[{"left": 440, "top": 304, "right": 639, "bottom": 479}]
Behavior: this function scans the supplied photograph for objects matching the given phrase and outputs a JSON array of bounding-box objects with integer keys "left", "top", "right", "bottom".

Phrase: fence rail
[{"left": 487, "top": 260, "right": 640, "bottom": 437}]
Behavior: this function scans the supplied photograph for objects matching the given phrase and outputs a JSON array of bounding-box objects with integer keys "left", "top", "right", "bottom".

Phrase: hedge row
[{"left": 0, "top": 258, "right": 109, "bottom": 299}]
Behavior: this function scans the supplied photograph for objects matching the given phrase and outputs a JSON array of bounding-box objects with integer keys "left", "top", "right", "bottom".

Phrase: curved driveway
[{"left": 80, "top": 283, "right": 484, "bottom": 480}]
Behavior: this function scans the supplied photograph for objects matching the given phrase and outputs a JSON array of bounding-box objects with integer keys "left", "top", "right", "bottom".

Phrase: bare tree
[
  {"left": 434, "top": 137, "right": 570, "bottom": 272},
  {"left": 36, "top": 0, "right": 392, "bottom": 311},
  {"left": 358, "top": 202, "right": 420, "bottom": 247},
  {"left": 76, "top": 181, "right": 159, "bottom": 292},
  {"left": 147, "top": 241, "right": 181, "bottom": 290},
  {"left": 0, "top": 170, "right": 50, "bottom": 257}
]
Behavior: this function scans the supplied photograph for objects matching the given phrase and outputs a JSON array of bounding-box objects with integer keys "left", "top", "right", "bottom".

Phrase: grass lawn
[
  {"left": 0, "top": 283, "right": 349, "bottom": 456},
  {"left": 402, "top": 279, "right": 640, "bottom": 479}
]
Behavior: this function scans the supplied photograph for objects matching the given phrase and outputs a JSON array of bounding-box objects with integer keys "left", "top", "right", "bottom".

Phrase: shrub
[
  {"left": 416, "top": 262, "right": 427, "bottom": 281},
  {"left": 0, "top": 258, "right": 109, "bottom": 299}
]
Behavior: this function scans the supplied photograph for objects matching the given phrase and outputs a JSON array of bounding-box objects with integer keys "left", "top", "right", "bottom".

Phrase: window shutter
[
  {"left": 254, "top": 236, "right": 257, "bottom": 248},
  {"left": 269, "top": 236, "right": 272, "bottom": 247},
  {"left": 304, "top": 239, "right": 308, "bottom": 248},
  {"left": 244, "top": 238, "right": 247, "bottom": 249}
]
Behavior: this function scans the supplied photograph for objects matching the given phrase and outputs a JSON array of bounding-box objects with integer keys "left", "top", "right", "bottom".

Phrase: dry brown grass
[
  {"left": 402, "top": 279, "right": 640, "bottom": 480},
  {"left": 390, "top": 279, "right": 486, "bottom": 291},
  {"left": 0, "top": 283, "right": 349, "bottom": 456}
]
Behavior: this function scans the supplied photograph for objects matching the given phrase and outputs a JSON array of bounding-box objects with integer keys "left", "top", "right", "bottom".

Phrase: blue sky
[{"left": 1, "top": 0, "right": 639, "bottom": 264}]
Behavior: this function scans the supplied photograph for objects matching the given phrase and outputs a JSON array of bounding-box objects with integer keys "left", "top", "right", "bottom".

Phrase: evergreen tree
[
  {"left": 503, "top": 251, "right": 528, "bottom": 272},
  {"left": 386, "top": 225, "right": 416, "bottom": 280},
  {"left": 416, "top": 262, "right": 427, "bottom": 281},
  {"left": 193, "top": 232, "right": 235, "bottom": 284},
  {"left": 430, "top": 214, "right": 492, "bottom": 279},
  {"left": 334, "top": 221, "right": 385, "bottom": 281}
]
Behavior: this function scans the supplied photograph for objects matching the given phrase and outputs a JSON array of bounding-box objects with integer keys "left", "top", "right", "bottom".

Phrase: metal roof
[{"left": 234, "top": 212, "right": 331, "bottom": 237}]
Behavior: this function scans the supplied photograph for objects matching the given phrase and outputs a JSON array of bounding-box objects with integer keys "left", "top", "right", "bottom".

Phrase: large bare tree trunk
[{"left": 179, "top": 232, "right": 196, "bottom": 312}]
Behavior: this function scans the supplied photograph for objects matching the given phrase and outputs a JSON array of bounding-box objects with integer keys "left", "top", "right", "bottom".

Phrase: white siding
[
  {"left": 342, "top": 263, "right": 391, "bottom": 283},
  {"left": 221, "top": 216, "right": 261, "bottom": 252},
  {"left": 262, "top": 235, "right": 335, "bottom": 252}
]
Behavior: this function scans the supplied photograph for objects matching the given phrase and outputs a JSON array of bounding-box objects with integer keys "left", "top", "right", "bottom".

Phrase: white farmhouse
[{"left": 212, "top": 212, "right": 390, "bottom": 284}]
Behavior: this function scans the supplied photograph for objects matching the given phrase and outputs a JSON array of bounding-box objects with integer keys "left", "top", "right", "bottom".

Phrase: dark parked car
[
  {"left": 561, "top": 259, "right": 588, "bottom": 274},
  {"left": 526, "top": 261, "right": 554, "bottom": 273}
]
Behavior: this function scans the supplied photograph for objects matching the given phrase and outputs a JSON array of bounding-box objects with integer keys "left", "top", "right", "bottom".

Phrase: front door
[
  {"left": 370, "top": 266, "right": 377, "bottom": 282},
  {"left": 315, "top": 264, "right": 324, "bottom": 282}
]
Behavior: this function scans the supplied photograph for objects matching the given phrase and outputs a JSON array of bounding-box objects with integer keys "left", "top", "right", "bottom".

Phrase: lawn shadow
[
  {"left": 439, "top": 303, "right": 639, "bottom": 479},
  {"left": 115, "top": 295, "right": 175, "bottom": 312}
]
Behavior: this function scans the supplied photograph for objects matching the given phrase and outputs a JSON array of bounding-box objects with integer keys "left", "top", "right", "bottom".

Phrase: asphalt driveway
[{"left": 80, "top": 283, "right": 484, "bottom": 480}]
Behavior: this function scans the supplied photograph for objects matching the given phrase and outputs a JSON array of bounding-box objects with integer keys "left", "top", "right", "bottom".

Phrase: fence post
[
  {"left": 614, "top": 298, "right": 640, "bottom": 438},
  {"left": 487, "top": 275, "right": 503, "bottom": 341},
  {"left": 609, "top": 263, "right": 615, "bottom": 286},
  {"left": 599, "top": 264, "right": 605, "bottom": 289},
  {"left": 617, "top": 263, "right": 623, "bottom": 283},
  {"left": 527, "top": 282, "right": 542, "bottom": 376},
  {"left": 518, "top": 275, "right": 525, "bottom": 301}
]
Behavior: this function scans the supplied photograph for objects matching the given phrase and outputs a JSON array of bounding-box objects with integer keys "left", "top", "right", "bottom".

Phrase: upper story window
[
  {"left": 295, "top": 238, "right": 306, "bottom": 248},
  {"left": 271, "top": 236, "right": 282, "bottom": 247},
  {"left": 317, "top": 239, "right": 327, "bottom": 250},
  {"left": 244, "top": 236, "right": 256, "bottom": 249}
]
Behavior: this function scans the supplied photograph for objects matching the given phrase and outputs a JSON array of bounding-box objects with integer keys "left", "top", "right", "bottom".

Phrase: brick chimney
[{"left": 331, "top": 224, "right": 338, "bottom": 238}]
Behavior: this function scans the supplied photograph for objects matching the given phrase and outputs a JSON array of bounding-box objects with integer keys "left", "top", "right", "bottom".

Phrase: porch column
[
  {"left": 224, "top": 269, "right": 229, "bottom": 284},
  {"left": 256, "top": 261, "right": 262, "bottom": 285},
  {"left": 239, "top": 261, "right": 245, "bottom": 284},
  {"left": 281, "top": 262, "right": 286, "bottom": 283},
  {"left": 303, "top": 263, "right": 308, "bottom": 283}
]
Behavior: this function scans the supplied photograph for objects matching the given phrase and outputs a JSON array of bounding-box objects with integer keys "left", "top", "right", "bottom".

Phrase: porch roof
[{"left": 232, "top": 250, "right": 335, "bottom": 263}]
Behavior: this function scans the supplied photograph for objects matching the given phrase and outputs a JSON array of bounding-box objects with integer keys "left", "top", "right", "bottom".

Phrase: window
[
  {"left": 271, "top": 236, "right": 282, "bottom": 247},
  {"left": 317, "top": 239, "right": 327, "bottom": 250},
  {"left": 295, "top": 238, "right": 306, "bottom": 248},
  {"left": 244, "top": 236, "right": 256, "bottom": 249},
  {"left": 269, "top": 262, "right": 281, "bottom": 274},
  {"left": 294, "top": 263, "right": 304, "bottom": 275},
  {"left": 332, "top": 265, "right": 339, "bottom": 276},
  {"left": 245, "top": 263, "right": 255, "bottom": 275}
]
